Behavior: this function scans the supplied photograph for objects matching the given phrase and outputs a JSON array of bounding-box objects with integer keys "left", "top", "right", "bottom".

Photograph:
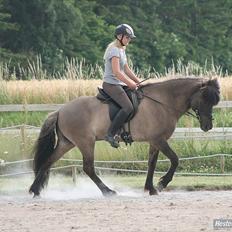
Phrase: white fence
[
  {"left": 0, "top": 124, "right": 232, "bottom": 140},
  {"left": 0, "top": 101, "right": 231, "bottom": 112},
  {"left": 0, "top": 154, "right": 232, "bottom": 181}
]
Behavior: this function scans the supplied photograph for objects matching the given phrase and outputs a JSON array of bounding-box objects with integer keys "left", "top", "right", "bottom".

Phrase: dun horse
[{"left": 29, "top": 78, "right": 220, "bottom": 196}]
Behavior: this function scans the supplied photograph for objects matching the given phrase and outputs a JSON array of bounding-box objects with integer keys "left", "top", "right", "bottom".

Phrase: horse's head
[{"left": 190, "top": 79, "right": 220, "bottom": 132}]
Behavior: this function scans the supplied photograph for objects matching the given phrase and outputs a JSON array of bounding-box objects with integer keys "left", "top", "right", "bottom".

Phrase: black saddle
[{"left": 96, "top": 86, "right": 143, "bottom": 145}]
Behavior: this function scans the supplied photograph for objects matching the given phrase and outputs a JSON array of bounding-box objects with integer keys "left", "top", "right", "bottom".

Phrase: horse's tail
[{"left": 29, "top": 111, "right": 59, "bottom": 196}]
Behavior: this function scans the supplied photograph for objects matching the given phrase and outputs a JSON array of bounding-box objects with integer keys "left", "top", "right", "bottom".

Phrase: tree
[
  {"left": 0, "top": 0, "right": 21, "bottom": 67},
  {"left": 157, "top": 0, "right": 232, "bottom": 72},
  {"left": 1, "top": 0, "right": 232, "bottom": 76}
]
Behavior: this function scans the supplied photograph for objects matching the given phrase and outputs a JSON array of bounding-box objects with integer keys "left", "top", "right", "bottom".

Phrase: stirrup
[{"left": 105, "top": 135, "right": 120, "bottom": 148}]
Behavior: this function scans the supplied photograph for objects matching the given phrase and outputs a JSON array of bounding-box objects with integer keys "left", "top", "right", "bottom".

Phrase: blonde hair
[{"left": 103, "top": 39, "right": 126, "bottom": 60}]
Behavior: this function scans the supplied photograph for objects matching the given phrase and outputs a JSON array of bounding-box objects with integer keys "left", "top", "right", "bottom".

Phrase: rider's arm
[
  {"left": 111, "top": 57, "right": 137, "bottom": 89},
  {"left": 124, "top": 63, "right": 140, "bottom": 84}
]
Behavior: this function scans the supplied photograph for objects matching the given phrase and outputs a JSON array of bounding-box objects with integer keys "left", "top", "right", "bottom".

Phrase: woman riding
[{"left": 103, "top": 24, "right": 140, "bottom": 148}]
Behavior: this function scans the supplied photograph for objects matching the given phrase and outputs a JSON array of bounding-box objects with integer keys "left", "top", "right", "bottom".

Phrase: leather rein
[{"left": 137, "top": 78, "right": 200, "bottom": 120}]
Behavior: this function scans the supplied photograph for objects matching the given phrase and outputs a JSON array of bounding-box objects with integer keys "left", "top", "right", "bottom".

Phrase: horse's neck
[
  {"left": 144, "top": 78, "right": 203, "bottom": 118},
  {"left": 172, "top": 80, "right": 202, "bottom": 114}
]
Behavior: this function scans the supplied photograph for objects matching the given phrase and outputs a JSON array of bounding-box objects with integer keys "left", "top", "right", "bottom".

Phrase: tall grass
[
  {"left": 0, "top": 58, "right": 232, "bottom": 103},
  {"left": 0, "top": 79, "right": 102, "bottom": 104},
  {"left": 0, "top": 76, "right": 231, "bottom": 104},
  {"left": 1, "top": 57, "right": 104, "bottom": 80}
]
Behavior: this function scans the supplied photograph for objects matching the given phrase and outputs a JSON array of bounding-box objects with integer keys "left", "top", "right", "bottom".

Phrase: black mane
[
  {"left": 202, "top": 79, "right": 220, "bottom": 105},
  {"left": 140, "top": 77, "right": 220, "bottom": 106},
  {"left": 140, "top": 77, "right": 203, "bottom": 89}
]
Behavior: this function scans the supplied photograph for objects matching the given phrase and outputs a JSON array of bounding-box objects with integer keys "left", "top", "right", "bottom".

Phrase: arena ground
[{"left": 0, "top": 179, "right": 231, "bottom": 232}]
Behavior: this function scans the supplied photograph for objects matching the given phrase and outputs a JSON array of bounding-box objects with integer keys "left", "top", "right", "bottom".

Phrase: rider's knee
[{"left": 123, "top": 104, "right": 134, "bottom": 115}]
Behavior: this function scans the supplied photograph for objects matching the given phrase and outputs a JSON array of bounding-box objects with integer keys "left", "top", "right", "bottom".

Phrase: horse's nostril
[{"left": 206, "top": 124, "right": 212, "bottom": 131}]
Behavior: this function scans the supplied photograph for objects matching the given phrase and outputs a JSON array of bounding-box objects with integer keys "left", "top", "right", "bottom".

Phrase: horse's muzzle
[{"left": 201, "top": 122, "right": 213, "bottom": 132}]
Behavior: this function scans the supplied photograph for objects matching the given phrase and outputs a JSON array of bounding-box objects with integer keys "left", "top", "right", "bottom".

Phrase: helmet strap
[{"left": 116, "top": 35, "right": 125, "bottom": 46}]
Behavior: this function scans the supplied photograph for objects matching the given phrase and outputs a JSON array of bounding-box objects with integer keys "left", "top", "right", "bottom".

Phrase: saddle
[{"left": 96, "top": 86, "right": 143, "bottom": 145}]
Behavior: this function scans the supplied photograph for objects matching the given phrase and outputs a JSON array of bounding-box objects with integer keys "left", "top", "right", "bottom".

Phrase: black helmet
[{"left": 114, "top": 24, "right": 136, "bottom": 39}]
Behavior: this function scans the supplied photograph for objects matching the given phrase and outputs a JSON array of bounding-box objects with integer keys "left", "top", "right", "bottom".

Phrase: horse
[{"left": 29, "top": 77, "right": 220, "bottom": 197}]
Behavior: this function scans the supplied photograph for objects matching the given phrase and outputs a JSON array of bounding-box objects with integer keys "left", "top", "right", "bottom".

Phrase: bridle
[
  {"left": 139, "top": 89, "right": 200, "bottom": 121},
  {"left": 136, "top": 77, "right": 203, "bottom": 122}
]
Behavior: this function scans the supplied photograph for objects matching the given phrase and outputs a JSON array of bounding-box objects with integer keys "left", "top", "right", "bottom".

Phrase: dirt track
[{"left": 0, "top": 188, "right": 231, "bottom": 232}]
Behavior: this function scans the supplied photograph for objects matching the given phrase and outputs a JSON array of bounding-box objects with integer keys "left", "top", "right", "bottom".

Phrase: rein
[
  {"left": 137, "top": 77, "right": 200, "bottom": 120},
  {"left": 139, "top": 89, "right": 199, "bottom": 120}
]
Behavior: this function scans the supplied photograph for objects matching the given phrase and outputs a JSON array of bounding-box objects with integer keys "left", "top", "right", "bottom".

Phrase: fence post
[
  {"left": 20, "top": 124, "right": 26, "bottom": 159},
  {"left": 220, "top": 155, "right": 225, "bottom": 173},
  {"left": 72, "top": 166, "right": 77, "bottom": 184}
]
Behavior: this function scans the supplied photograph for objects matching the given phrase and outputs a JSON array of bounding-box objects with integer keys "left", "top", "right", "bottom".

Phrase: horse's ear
[
  {"left": 207, "top": 78, "right": 220, "bottom": 91},
  {"left": 201, "top": 78, "right": 220, "bottom": 93},
  {"left": 202, "top": 79, "right": 220, "bottom": 105}
]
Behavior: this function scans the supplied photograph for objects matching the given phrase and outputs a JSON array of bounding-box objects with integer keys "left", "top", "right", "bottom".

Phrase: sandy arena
[{"left": 0, "top": 178, "right": 231, "bottom": 232}]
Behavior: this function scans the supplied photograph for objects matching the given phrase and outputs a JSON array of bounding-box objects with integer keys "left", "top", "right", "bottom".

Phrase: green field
[{"left": 0, "top": 132, "right": 232, "bottom": 174}]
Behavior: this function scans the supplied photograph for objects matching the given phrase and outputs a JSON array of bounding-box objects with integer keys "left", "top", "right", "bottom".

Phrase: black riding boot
[{"left": 105, "top": 110, "right": 129, "bottom": 148}]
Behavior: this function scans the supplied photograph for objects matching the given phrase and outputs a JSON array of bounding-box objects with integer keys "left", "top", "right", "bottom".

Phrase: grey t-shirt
[{"left": 103, "top": 46, "right": 127, "bottom": 85}]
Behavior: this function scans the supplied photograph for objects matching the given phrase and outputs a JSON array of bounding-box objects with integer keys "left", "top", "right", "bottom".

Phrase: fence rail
[
  {"left": 0, "top": 154, "right": 232, "bottom": 180},
  {"left": 0, "top": 125, "right": 232, "bottom": 140},
  {"left": 0, "top": 101, "right": 231, "bottom": 112}
]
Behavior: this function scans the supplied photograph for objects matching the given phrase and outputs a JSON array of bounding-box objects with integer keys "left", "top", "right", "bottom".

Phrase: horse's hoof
[
  {"left": 144, "top": 187, "right": 158, "bottom": 195},
  {"left": 103, "top": 190, "right": 117, "bottom": 197},
  {"left": 157, "top": 182, "right": 164, "bottom": 192},
  {"left": 33, "top": 194, "right": 41, "bottom": 199},
  {"left": 149, "top": 188, "right": 159, "bottom": 195},
  {"left": 29, "top": 191, "right": 41, "bottom": 199},
  {"left": 29, "top": 188, "right": 40, "bottom": 198}
]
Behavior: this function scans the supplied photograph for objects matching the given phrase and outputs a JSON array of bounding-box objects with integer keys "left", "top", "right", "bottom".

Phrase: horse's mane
[
  {"left": 140, "top": 77, "right": 220, "bottom": 105},
  {"left": 140, "top": 77, "right": 203, "bottom": 89},
  {"left": 201, "top": 79, "right": 220, "bottom": 105}
]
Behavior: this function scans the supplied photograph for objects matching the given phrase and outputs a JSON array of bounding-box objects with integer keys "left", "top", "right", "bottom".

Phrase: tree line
[{"left": 1, "top": 0, "right": 232, "bottom": 77}]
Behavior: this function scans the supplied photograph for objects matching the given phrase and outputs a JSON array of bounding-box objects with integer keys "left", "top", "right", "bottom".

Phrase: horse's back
[{"left": 58, "top": 96, "right": 110, "bottom": 141}]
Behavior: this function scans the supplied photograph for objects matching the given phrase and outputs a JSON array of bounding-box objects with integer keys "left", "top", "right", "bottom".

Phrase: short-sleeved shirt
[{"left": 103, "top": 46, "right": 127, "bottom": 85}]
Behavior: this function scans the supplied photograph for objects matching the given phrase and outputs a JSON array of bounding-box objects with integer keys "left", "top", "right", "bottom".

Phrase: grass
[
  {"left": 0, "top": 132, "right": 232, "bottom": 174},
  {"left": 0, "top": 79, "right": 101, "bottom": 104},
  {"left": 110, "top": 175, "right": 232, "bottom": 190},
  {"left": 0, "top": 112, "right": 47, "bottom": 127}
]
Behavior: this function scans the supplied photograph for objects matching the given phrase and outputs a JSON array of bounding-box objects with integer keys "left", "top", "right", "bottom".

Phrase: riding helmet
[{"left": 114, "top": 24, "right": 136, "bottom": 39}]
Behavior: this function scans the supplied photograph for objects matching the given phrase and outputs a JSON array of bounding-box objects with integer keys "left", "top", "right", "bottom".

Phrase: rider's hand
[
  {"left": 136, "top": 82, "right": 141, "bottom": 88},
  {"left": 128, "top": 81, "right": 137, "bottom": 90}
]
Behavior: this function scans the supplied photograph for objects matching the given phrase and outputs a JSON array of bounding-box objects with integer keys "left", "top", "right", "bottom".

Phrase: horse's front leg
[
  {"left": 144, "top": 143, "right": 159, "bottom": 195},
  {"left": 156, "top": 139, "right": 179, "bottom": 191}
]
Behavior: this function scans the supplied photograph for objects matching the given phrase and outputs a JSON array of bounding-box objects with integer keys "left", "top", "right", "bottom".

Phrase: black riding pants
[{"left": 102, "top": 82, "right": 134, "bottom": 115}]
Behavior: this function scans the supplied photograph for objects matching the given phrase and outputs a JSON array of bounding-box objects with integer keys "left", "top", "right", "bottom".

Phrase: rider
[{"left": 103, "top": 24, "right": 140, "bottom": 148}]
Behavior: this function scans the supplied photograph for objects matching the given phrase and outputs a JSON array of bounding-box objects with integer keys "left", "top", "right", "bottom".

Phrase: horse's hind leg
[
  {"left": 77, "top": 138, "right": 116, "bottom": 196},
  {"left": 29, "top": 131, "right": 74, "bottom": 197},
  {"left": 144, "top": 143, "right": 159, "bottom": 195}
]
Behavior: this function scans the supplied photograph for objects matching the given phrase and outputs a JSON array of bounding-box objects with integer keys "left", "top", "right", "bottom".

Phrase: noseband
[{"left": 185, "top": 109, "right": 200, "bottom": 120}]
